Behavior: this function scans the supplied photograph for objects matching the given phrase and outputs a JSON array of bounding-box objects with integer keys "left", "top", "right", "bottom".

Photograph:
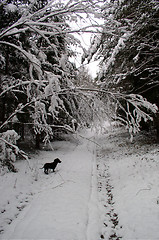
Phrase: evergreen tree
[{"left": 84, "top": 0, "right": 159, "bottom": 139}]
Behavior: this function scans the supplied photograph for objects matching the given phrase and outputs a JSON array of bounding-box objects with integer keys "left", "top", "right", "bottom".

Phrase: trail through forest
[
  {"left": 0, "top": 130, "right": 100, "bottom": 240},
  {"left": 0, "top": 125, "right": 159, "bottom": 240}
]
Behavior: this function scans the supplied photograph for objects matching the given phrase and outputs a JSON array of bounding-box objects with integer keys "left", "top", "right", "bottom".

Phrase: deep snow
[{"left": 0, "top": 125, "right": 159, "bottom": 240}]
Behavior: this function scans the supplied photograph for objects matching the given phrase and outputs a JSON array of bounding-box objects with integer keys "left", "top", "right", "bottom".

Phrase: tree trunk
[
  {"left": 154, "top": 112, "right": 159, "bottom": 141},
  {"left": 35, "top": 133, "right": 41, "bottom": 149}
]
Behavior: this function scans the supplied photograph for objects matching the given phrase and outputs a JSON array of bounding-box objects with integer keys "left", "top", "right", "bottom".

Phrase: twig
[
  {"left": 136, "top": 187, "right": 151, "bottom": 196},
  {"left": 14, "top": 178, "right": 17, "bottom": 189},
  {"left": 37, "top": 182, "right": 65, "bottom": 194},
  {"left": 57, "top": 172, "right": 65, "bottom": 183},
  {"left": 78, "top": 134, "right": 100, "bottom": 147}
]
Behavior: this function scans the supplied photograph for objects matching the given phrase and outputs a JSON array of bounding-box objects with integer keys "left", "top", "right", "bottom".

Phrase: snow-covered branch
[
  {"left": 0, "top": 81, "right": 30, "bottom": 97},
  {"left": 0, "top": 137, "right": 28, "bottom": 160},
  {"left": 0, "top": 41, "right": 42, "bottom": 80}
]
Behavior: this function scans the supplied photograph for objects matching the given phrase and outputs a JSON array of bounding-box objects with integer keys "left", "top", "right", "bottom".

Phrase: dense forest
[{"left": 0, "top": 0, "right": 158, "bottom": 169}]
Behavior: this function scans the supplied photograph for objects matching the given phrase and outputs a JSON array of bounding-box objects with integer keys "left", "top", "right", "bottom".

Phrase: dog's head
[{"left": 54, "top": 158, "right": 61, "bottom": 163}]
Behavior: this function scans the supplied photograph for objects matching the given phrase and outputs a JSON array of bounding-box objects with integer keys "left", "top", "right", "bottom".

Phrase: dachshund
[{"left": 40, "top": 158, "right": 61, "bottom": 174}]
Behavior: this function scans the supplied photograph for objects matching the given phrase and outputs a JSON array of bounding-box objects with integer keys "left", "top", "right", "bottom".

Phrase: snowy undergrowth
[{"left": 96, "top": 126, "right": 159, "bottom": 239}]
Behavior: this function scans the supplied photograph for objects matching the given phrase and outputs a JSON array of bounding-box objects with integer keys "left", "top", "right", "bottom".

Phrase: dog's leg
[{"left": 44, "top": 168, "right": 48, "bottom": 174}]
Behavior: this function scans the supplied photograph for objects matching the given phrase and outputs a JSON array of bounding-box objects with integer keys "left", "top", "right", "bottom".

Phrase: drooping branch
[
  {"left": 1, "top": 86, "right": 157, "bottom": 136},
  {"left": 0, "top": 41, "right": 42, "bottom": 77},
  {"left": 0, "top": 81, "right": 30, "bottom": 97}
]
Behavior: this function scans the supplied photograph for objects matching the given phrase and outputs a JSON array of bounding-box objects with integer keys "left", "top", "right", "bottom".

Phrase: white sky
[
  {"left": 69, "top": 32, "right": 100, "bottom": 78},
  {"left": 53, "top": 0, "right": 104, "bottom": 78},
  {"left": 69, "top": 14, "right": 104, "bottom": 78}
]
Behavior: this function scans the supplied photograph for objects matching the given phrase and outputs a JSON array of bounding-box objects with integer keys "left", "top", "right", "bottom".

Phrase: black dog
[{"left": 41, "top": 158, "right": 61, "bottom": 174}]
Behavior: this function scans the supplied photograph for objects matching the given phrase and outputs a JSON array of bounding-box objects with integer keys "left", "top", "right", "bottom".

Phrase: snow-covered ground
[
  {"left": 0, "top": 130, "right": 100, "bottom": 240},
  {"left": 96, "top": 126, "right": 159, "bottom": 239},
  {"left": 0, "top": 125, "right": 159, "bottom": 240}
]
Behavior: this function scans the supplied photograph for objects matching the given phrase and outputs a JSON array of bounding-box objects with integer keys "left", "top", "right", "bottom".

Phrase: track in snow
[{"left": 1, "top": 132, "right": 100, "bottom": 240}]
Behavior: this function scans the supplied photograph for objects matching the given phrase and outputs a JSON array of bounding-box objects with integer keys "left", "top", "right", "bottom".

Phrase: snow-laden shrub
[{"left": 0, "top": 130, "right": 20, "bottom": 162}]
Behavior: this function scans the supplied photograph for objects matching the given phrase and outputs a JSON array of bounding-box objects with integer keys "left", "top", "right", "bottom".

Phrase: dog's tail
[{"left": 39, "top": 166, "right": 44, "bottom": 169}]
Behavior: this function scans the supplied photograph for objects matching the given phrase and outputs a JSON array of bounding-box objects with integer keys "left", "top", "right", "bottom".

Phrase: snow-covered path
[
  {"left": 1, "top": 132, "right": 100, "bottom": 240},
  {"left": 1, "top": 126, "right": 159, "bottom": 240}
]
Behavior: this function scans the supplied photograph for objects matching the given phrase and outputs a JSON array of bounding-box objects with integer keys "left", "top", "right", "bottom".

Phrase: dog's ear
[
  {"left": 56, "top": 158, "right": 61, "bottom": 162},
  {"left": 54, "top": 158, "right": 61, "bottom": 163}
]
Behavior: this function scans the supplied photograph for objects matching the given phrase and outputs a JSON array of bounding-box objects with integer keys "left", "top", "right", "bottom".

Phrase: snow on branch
[
  {"left": 114, "top": 93, "right": 158, "bottom": 141},
  {"left": 0, "top": 81, "right": 30, "bottom": 98},
  {"left": 0, "top": 83, "right": 157, "bottom": 138},
  {"left": 70, "top": 87, "right": 158, "bottom": 139},
  {"left": 0, "top": 0, "right": 102, "bottom": 38},
  {"left": 103, "top": 32, "right": 132, "bottom": 74},
  {"left": 0, "top": 41, "right": 42, "bottom": 81},
  {"left": 0, "top": 130, "right": 31, "bottom": 170}
]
